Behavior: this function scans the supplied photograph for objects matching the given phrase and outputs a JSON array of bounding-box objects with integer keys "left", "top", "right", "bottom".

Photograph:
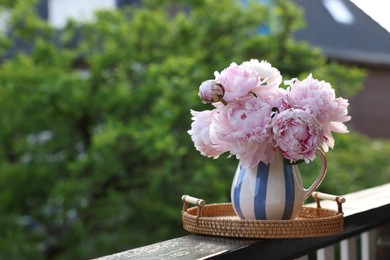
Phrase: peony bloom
[
  {"left": 209, "top": 96, "right": 275, "bottom": 168},
  {"left": 188, "top": 110, "right": 224, "bottom": 158},
  {"left": 270, "top": 109, "right": 324, "bottom": 163},
  {"left": 259, "top": 86, "right": 287, "bottom": 109},
  {"left": 318, "top": 97, "right": 350, "bottom": 150},
  {"left": 242, "top": 59, "right": 282, "bottom": 86},
  {"left": 285, "top": 74, "right": 351, "bottom": 151},
  {"left": 213, "top": 62, "right": 259, "bottom": 103},
  {"left": 198, "top": 80, "right": 226, "bottom": 104}
]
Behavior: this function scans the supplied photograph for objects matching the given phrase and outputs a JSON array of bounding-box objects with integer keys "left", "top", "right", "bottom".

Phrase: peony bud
[{"left": 198, "top": 80, "right": 226, "bottom": 105}]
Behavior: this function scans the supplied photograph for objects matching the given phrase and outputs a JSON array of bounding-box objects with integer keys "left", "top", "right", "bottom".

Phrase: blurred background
[{"left": 0, "top": 0, "right": 389, "bottom": 259}]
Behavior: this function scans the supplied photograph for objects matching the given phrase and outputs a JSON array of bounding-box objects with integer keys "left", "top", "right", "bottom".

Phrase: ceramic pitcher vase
[{"left": 231, "top": 150, "right": 327, "bottom": 220}]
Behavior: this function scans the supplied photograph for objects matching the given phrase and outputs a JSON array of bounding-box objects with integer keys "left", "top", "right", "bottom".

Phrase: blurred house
[{"left": 293, "top": 0, "right": 390, "bottom": 139}]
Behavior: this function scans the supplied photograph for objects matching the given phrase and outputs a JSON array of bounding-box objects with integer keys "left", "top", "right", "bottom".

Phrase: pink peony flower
[
  {"left": 209, "top": 96, "right": 275, "bottom": 168},
  {"left": 213, "top": 63, "right": 259, "bottom": 103},
  {"left": 270, "top": 109, "right": 324, "bottom": 163},
  {"left": 198, "top": 80, "right": 226, "bottom": 104},
  {"left": 259, "top": 87, "right": 287, "bottom": 109},
  {"left": 188, "top": 110, "right": 224, "bottom": 158},
  {"left": 320, "top": 97, "right": 350, "bottom": 151},
  {"left": 285, "top": 74, "right": 351, "bottom": 151}
]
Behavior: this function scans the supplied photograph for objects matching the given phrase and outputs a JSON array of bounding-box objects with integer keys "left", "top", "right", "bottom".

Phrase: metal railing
[{"left": 95, "top": 183, "right": 390, "bottom": 260}]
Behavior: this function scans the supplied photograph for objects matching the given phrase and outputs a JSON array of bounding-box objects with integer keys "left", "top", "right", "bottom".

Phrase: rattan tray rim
[{"left": 181, "top": 194, "right": 345, "bottom": 239}]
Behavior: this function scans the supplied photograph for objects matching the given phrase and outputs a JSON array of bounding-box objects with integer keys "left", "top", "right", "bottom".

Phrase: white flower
[{"left": 242, "top": 59, "right": 282, "bottom": 86}]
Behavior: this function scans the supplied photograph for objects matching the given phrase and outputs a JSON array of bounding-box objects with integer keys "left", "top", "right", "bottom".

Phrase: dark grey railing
[{"left": 95, "top": 183, "right": 390, "bottom": 260}]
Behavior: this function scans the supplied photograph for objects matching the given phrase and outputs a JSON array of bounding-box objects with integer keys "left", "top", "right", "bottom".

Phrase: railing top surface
[
  {"left": 319, "top": 182, "right": 390, "bottom": 217},
  {"left": 95, "top": 183, "right": 390, "bottom": 260}
]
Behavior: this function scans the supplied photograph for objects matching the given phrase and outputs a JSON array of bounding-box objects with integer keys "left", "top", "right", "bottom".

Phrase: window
[
  {"left": 322, "top": 0, "right": 355, "bottom": 25},
  {"left": 0, "top": 9, "right": 10, "bottom": 34},
  {"left": 48, "top": 0, "right": 116, "bottom": 28}
]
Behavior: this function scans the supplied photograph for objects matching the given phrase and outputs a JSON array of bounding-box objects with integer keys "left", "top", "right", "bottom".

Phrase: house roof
[{"left": 293, "top": 0, "right": 390, "bottom": 66}]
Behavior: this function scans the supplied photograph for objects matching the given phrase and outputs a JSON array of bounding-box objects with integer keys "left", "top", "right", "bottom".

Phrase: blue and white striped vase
[{"left": 231, "top": 150, "right": 327, "bottom": 220}]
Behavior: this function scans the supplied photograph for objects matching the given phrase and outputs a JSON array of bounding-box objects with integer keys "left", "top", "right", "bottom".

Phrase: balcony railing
[{"left": 95, "top": 183, "right": 390, "bottom": 260}]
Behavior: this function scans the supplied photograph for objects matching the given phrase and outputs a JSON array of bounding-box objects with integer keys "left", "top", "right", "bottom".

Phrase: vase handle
[{"left": 304, "top": 149, "right": 327, "bottom": 199}]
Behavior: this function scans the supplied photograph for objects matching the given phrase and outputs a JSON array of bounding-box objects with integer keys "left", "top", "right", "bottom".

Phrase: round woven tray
[{"left": 181, "top": 192, "right": 345, "bottom": 239}]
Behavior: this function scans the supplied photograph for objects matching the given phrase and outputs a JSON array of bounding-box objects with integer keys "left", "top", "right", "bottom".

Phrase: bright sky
[{"left": 350, "top": 0, "right": 390, "bottom": 33}]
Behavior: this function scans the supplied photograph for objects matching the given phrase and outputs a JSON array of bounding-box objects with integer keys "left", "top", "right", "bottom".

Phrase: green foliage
[{"left": 0, "top": 0, "right": 388, "bottom": 259}]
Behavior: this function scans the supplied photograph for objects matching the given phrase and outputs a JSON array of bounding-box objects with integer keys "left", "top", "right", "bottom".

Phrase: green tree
[{"left": 0, "top": 0, "right": 388, "bottom": 259}]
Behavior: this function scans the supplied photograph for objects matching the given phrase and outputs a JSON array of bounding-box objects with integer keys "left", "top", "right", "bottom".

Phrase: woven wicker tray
[{"left": 181, "top": 192, "right": 345, "bottom": 239}]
